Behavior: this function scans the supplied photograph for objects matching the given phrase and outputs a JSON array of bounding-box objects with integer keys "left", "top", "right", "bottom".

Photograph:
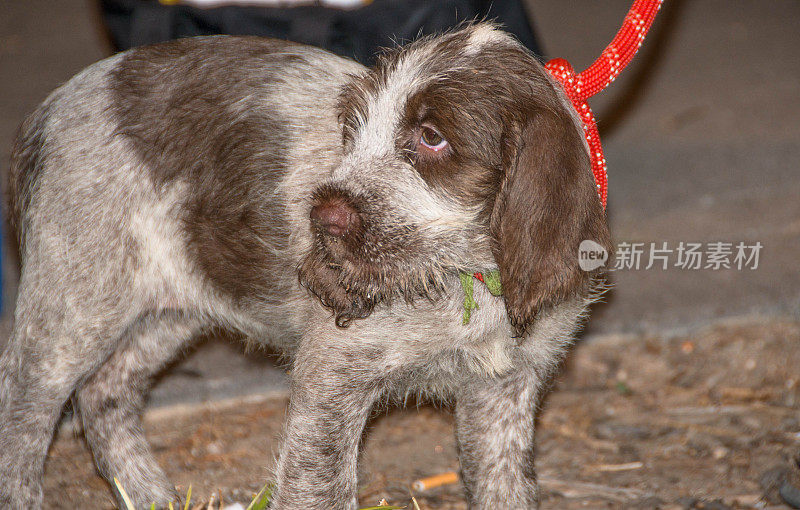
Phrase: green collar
[{"left": 458, "top": 271, "right": 503, "bottom": 325}]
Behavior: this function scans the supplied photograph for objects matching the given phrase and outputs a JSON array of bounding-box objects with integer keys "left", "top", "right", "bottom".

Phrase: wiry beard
[{"left": 297, "top": 221, "right": 458, "bottom": 328}]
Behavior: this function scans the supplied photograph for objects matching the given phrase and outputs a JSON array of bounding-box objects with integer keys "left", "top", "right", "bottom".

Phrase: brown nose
[{"left": 310, "top": 198, "right": 361, "bottom": 237}]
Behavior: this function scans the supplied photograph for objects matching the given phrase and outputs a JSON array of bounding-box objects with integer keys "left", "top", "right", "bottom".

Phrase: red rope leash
[{"left": 545, "top": 0, "right": 664, "bottom": 209}]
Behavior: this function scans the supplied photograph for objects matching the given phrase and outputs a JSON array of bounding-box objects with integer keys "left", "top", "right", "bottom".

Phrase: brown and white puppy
[{"left": 0, "top": 24, "right": 611, "bottom": 509}]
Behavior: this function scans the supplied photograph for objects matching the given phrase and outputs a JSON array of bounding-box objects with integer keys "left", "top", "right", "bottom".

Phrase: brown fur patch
[
  {"left": 491, "top": 107, "right": 612, "bottom": 336},
  {"left": 394, "top": 32, "right": 546, "bottom": 218},
  {"left": 109, "top": 37, "right": 306, "bottom": 303}
]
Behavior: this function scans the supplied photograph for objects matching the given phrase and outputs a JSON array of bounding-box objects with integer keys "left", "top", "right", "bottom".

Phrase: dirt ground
[{"left": 43, "top": 316, "right": 800, "bottom": 509}]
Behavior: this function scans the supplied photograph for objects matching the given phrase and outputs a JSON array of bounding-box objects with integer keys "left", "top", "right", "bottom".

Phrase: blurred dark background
[{"left": 98, "top": 0, "right": 542, "bottom": 64}]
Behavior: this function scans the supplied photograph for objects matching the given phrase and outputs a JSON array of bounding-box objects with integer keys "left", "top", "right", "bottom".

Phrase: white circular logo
[{"left": 578, "top": 239, "right": 608, "bottom": 271}]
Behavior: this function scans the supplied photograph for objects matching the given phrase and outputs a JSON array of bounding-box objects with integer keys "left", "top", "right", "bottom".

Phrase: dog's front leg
[
  {"left": 270, "top": 328, "right": 387, "bottom": 510},
  {"left": 455, "top": 370, "right": 543, "bottom": 509}
]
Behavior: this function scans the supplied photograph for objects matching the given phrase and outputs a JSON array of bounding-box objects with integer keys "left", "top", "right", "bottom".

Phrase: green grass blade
[{"left": 245, "top": 482, "right": 273, "bottom": 510}]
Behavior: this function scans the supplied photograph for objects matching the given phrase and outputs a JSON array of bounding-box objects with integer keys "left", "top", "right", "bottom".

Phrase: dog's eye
[{"left": 419, "top": 126, "right": 448, "bottom": 152}]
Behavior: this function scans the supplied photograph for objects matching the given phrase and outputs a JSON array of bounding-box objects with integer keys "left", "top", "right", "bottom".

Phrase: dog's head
[{"left": 298, "top": 24, "right": 611, "bottom": 334}]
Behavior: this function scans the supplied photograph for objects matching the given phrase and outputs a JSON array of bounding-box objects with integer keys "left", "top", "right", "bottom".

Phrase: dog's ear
[{"left": 490, "top": 105, "right": 611, "bottom": 336}]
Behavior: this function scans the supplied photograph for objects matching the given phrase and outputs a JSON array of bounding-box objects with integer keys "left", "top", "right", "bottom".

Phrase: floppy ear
[{"left": 490, "top": 106, "right": 612, "bottom": 336}]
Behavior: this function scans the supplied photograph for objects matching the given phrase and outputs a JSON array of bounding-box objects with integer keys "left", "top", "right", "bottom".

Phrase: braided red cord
[{"left": 545, "top": 0, "right": 664, "bottom": 208}]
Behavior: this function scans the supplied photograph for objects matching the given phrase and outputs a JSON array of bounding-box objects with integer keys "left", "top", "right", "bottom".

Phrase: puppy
[{"left": 0, "top": 24, "right": 611, "bottom": 509}]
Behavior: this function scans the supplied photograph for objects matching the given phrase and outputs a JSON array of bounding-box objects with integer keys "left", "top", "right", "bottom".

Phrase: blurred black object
[{"left": 99, "top": 0, "right": 541, "bottom": 64}]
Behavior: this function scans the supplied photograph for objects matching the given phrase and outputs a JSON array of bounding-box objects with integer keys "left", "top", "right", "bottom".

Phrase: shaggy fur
[{"left": 0, "top": 24, "right": 610, "bottom": 509}]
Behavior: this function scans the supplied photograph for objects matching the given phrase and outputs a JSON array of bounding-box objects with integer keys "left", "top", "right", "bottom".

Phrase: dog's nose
[{"left": 310, "top": 198, "right": 361, "bottom": 237}]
